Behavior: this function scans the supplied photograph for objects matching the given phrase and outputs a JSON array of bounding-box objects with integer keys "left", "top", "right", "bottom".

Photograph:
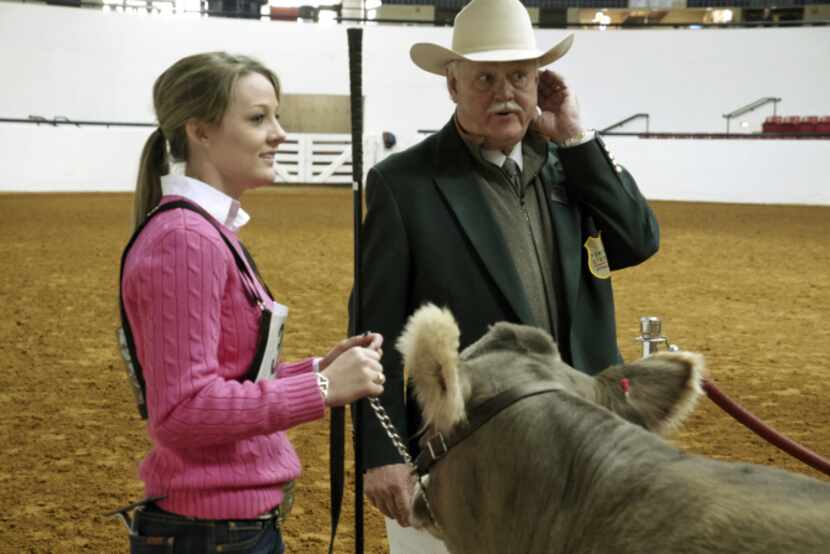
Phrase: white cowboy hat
[{"left": 410, "top": 0, "right": 574, "bottom": 76}]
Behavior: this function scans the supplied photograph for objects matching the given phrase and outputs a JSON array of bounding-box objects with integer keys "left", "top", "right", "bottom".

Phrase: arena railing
[
  {"left": 601, "top": 113, "right": 650, "bottom": 134},
  {"left": 722, "top": 97, "right": 782, "bottom": 134},
  {"left": 600, "top": 131, "right": 830, "bottom": 139},
  {"left": 0, "top": 115, "right": 156, "bottom": 128},
  {"left": 5, "top": 116, "right": 827, "bottom": 191}
]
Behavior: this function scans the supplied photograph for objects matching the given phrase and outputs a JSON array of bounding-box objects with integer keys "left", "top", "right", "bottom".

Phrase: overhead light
[
  {"left": 592, "top": 10, "right": 611, "bottom": 30},
  {"left": 711, "top": 9, "right": 733, "bottom": 23}
]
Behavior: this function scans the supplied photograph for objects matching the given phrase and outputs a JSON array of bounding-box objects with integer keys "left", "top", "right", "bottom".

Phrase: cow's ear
[
  {"left": 594, "top": 352, "right": 706, "bottom": 435},
  {"left": 397, "top": 304, "right": 466, "bottom": 434}
]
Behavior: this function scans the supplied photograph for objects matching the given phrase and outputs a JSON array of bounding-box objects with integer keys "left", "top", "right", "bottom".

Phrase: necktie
[{"left": 502, "top": 157, "right": 523, "bottom": 199}]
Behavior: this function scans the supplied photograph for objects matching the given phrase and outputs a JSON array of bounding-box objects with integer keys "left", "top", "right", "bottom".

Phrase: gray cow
[{"left": 398, "top": 304, "right": 830, "bottom": 554}]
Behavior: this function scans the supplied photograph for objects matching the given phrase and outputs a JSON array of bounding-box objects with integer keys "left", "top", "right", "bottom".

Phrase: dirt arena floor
[{"left": 0, "top": 188, "right": 828, "bottom": 553}]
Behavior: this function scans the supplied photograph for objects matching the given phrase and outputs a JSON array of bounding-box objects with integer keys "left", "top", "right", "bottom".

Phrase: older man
[{"left": 350, "top": 0, "right": 660, "bottom": 551}]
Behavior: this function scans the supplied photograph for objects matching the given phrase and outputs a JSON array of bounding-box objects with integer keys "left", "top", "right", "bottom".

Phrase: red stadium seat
[
  {"left": 762, "top": 115, "right": 784, "bottom": 133},
  {"left": 270, "top": 6, "right": 300, "bottom": 20},
  {"left": 779, "top": 116, "right": 800, "bottom": 134},
  {"left": 798, "top": 116, "right": 818, "bottom": 133},
  {"left": 761, "top": 115, "right": 830, "bottom": 135}
]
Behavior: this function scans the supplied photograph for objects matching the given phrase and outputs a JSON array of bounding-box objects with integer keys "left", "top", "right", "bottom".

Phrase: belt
[
  {"left": 133, "top": 503, "right": 282, "bottom": 551},
  {"left": 142, "top": 502, "right": 281, "bottom": 528}
]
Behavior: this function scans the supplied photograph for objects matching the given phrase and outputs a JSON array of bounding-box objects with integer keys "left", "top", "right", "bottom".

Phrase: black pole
[
  {"left": 327, "top": 26, "right": 366, "bottom": 554},
  {"left": 347, "top": 26, "right": 366, "bottom": 554}
]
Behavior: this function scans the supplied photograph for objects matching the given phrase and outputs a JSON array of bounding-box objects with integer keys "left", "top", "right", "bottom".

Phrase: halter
[
  {"left": 412, "top": 382, "right": 564, "bottom": 528},
  {"left": 414, "top": 381, "right": 563, "bottom": 475}
]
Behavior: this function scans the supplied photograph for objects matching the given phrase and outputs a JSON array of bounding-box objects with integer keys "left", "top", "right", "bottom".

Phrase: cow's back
[
  {"left": 427, "top": 389, "right": 830, "bottom": 554},
  {"left": 626, "top": 458, "right": 830, "bottom": 553}
]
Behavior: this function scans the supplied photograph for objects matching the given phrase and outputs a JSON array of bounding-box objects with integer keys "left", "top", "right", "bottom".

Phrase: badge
[
  {"left": 584, "top": 233, "right": 611, "bottom": 280},
  {"left": 255, "top": 302, "right": 288, "bottom": 381}
]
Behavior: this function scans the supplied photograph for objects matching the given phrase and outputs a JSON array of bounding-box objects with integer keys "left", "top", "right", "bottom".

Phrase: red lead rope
[{"left": 702, "top": 379, "right": 830, "bottom": 477}]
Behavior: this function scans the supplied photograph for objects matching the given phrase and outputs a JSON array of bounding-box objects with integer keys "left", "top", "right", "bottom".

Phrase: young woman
[{"left": 118, "top": 52, "right": 384, "bottom": 554}]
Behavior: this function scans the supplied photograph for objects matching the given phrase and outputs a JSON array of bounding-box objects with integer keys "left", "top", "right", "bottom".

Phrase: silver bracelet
[{"left": 315, "top": 372, "right": 330, "bottom": 401}]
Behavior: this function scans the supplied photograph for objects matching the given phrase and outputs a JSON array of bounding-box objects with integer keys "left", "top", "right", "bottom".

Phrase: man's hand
[
  {"left": 533, "top": 69, "right": 585, "bottom": 145},
  {"left": 365, "top": 463, "right": 415, "bottom": 527}
]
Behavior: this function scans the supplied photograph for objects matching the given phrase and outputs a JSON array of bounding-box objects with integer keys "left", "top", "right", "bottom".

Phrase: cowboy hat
[{"left": 410, "top": 0, "right": 574, "bottom": 76}]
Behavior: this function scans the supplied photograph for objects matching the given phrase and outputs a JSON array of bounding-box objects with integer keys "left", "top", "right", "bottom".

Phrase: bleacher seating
[
  {"left": 528, "top": 0, "right": 627, "bottom": 7},
  {"left": 688, "top": 0, "right": 802, "bottom": 6},
  {"left": 762, "top": 115, "right": 830, "bottom": 135}
]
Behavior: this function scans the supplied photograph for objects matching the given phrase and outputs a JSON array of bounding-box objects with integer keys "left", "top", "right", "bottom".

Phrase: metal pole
[{"left": 347, "top": 26, "right": 366, "bottom": 554}]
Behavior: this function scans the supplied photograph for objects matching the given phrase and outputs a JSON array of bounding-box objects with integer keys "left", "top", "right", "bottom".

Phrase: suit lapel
[
  {"left": 432, "top": 121, "right": 534, "bottom": 326},
  {"left": 541, "top": 159, "right": 582, "bottom": 325}
]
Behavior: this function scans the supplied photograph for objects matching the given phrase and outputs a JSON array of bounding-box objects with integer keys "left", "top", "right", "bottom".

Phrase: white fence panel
[{"left": 274, "top": 133, "right": 384, "bottom": 185}]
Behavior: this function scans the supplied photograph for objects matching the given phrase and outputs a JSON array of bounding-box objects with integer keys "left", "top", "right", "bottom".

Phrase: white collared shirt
[
  {"left": 480, "top": 130, "right": 597, "bottom": 171},
  {"left": 160, "top": 174, "right": 250, "bottom": 233},
  {"left": 481, "top": 142, "right": 524, "bottom": 172}
]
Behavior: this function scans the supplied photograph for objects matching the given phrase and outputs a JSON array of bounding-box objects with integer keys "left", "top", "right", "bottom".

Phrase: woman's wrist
[{"left": 315, "top": 371, "right": 330, "bottom": 405}]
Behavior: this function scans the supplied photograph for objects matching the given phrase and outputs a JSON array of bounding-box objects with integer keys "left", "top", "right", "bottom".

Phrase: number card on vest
[{"left": 256, "top": 301, "right": 288, "bottom": 381}]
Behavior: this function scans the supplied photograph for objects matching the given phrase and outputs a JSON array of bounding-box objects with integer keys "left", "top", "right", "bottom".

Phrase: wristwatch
[{"left": 315, "top": 372, "right": 330, "bottom": 401}]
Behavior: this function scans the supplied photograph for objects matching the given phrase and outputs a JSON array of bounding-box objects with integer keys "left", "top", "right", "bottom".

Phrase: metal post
[{"left": 636, "top": 316, "right": 679, "bottom": 357}]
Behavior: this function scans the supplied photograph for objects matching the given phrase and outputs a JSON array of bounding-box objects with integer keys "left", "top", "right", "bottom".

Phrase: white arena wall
[{"left": 0, "top": 2, "right": 828, "bottom": 204}]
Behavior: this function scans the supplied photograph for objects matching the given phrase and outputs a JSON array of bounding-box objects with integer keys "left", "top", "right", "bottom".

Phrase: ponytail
[{"left": 134, "top": 128, "right": 169, "bottom": 228}]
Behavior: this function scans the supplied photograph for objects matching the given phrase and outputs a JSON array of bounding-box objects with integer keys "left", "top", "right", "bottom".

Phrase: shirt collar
[
  {"left": 481, "top": 142, "right": 523, "bottom": 172},
  {"left": 160, "top": 173, "right": 250, "bottom": 232},
  {"left": 454, "top": 113, "right": 524, "bottom": 171}
]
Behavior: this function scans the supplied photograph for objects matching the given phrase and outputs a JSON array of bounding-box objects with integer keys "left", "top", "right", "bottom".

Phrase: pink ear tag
[{"left": 620, "top": 378, "right": 630, "bottom": 397}]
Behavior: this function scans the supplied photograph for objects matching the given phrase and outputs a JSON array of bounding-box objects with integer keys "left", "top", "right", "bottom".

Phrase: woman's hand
[
  {"left": 319, "top": 333, "right": 383, "bottom": 371},
  {"left": 320, "top": 345, "right": 385, "bottom": 407}
]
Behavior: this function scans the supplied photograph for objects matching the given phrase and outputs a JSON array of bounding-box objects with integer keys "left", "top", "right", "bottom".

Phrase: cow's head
[{"left": 398, "top": 304, "right": 706, "bottom": 533}]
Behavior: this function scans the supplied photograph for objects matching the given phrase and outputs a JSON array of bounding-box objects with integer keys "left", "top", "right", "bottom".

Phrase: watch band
[{"left": 316, "top": 372, "right": 330, "bottom": 401}]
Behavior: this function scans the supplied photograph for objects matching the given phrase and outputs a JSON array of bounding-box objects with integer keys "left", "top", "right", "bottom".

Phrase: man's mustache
[{"left": 487, "top": 101, "right": 523, "bottom": 115}]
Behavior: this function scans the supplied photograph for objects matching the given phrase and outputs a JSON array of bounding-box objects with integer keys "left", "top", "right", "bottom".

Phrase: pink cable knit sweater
[{"left": 122, "top": 197, "right": 325, "bottom": 519}]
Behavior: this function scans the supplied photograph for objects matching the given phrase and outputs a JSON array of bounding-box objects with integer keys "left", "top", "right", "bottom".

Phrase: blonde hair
[{"left": 134, "top": 52, "right": 281, "bottom": 227}]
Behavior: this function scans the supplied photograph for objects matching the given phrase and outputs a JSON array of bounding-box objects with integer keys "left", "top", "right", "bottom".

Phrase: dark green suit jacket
[{"left": 351, "top": 119, "right": 660, "bottom": 469}]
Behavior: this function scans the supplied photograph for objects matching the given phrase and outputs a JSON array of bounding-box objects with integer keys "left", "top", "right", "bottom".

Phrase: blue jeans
[{"left": 130, "top": 504, "right": 285, "bottom": 554}]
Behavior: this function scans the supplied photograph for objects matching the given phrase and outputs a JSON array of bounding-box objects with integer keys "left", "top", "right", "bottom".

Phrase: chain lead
[
  {"left": 368, "top": 397, "right": 440, "bottom": 529},
  {"left": 368, "top": 397, "right": 412, "bottom": 465}
]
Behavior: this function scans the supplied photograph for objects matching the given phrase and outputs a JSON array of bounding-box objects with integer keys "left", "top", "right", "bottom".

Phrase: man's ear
[{"left": 446, "top": 75, "right": 458, "bottom": 104}]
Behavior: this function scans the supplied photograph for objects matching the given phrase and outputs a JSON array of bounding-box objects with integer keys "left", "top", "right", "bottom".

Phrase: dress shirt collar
[
  {"left": 481, "top": 142, "right": 523, "bottom": 172},
  {"left": 160, "top": 173, "right": 250, "bottom": 232},
  {"left": 453, "top": 113, "right": 524, "bottom": 171}
]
